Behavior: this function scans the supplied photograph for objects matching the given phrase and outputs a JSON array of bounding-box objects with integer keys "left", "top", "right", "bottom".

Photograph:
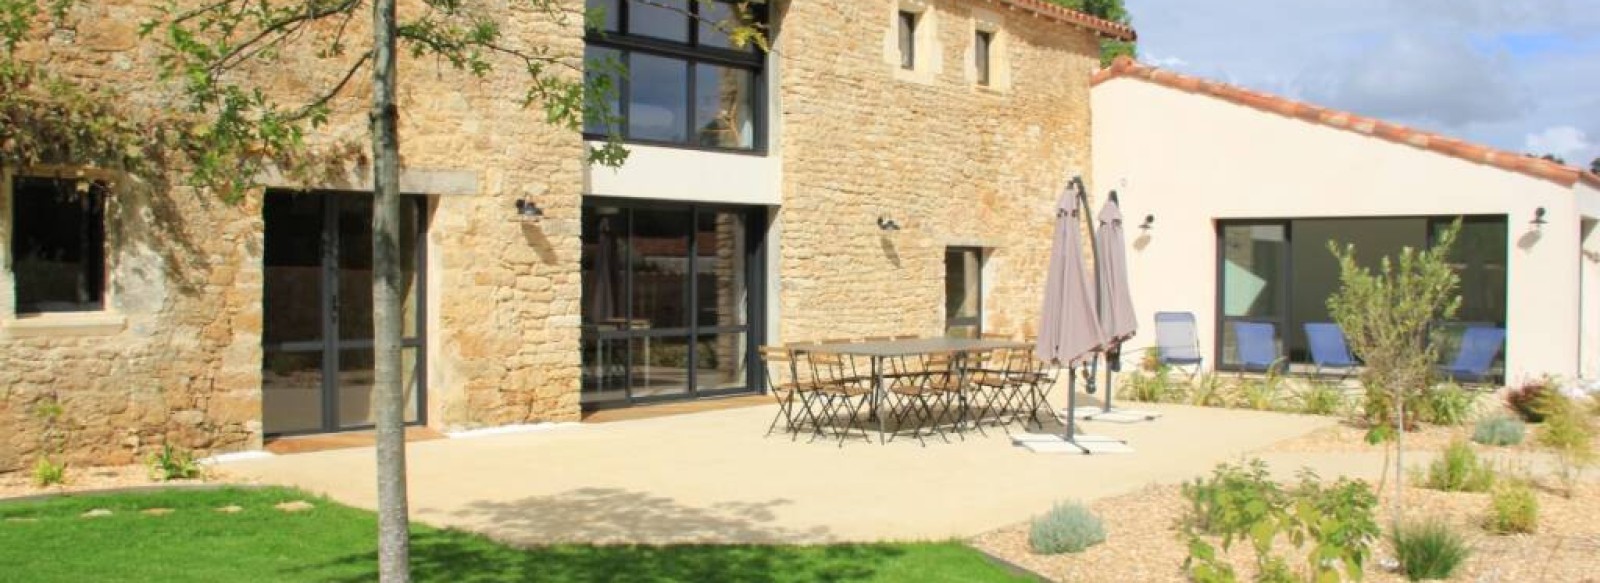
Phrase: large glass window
[
  {"left": 584, "top": 0, "right": 764, "bottom": 151},
  {"left": 11, "top": 176, "right": 107, "bottom": 314},
  {"left": 581, "top": 201, "right": 763, "bottom": 408},
  {"left": 1215, "top": 217, "right": 1508, "bottom": 374},
  {"left": 945, "top": 248, "right": 983, "bottom": 338}
]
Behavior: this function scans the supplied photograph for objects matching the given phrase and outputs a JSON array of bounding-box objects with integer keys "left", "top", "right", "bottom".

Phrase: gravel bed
[{"left": 973, "top": 481, "right": 1600, "bottom": 583}]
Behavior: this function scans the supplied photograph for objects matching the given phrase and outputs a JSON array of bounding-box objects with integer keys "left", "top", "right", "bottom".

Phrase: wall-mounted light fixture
[
  {"left": 877, "top": 216, "right": 901, "bottom": 231},
  {"left": 1531, "top": 206, "right": 1548, "bottom": 227},
  {"left": 1139, "top": 214, "right": 1155, "bottom": 231},
  {"left": 514, "top": 198, "right": 544, "bottom": 222}
]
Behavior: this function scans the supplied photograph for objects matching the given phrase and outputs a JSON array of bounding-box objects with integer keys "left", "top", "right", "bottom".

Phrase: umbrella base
[
  {"left": 1068, "top": 407, "right": 1162, "bottom": 423},
  {"left": 1011, "top": 433, "right": 1134, "bottom": 455}
]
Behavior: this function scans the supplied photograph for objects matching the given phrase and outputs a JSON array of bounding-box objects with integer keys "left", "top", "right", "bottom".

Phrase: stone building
[{"left": 0, "top": 0, "right": 1131, "bottom": 469}]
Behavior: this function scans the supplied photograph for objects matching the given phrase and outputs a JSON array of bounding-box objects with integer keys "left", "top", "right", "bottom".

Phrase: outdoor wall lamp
[
  {"left": 1139, "top": 214, "right": 1155, "bottom": 230},
  {"left": 1532, "top": 206, "right": 1548, "bottom": 227},
  {"left": 514, "top": 198, "right": 544, "bottom": 222},
  {"left": 877, "top": 216, "right": 902, "bottom": 231}
]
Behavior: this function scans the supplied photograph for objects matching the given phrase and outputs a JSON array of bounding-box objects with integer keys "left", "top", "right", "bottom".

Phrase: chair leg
[{"left": 765, "top": 392, "right": 794, "bottom": 437}]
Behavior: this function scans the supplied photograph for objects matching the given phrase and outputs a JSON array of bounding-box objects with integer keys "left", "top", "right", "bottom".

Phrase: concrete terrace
[{"left": 223, "top": 398, "right": 1337, "bottom": 545}]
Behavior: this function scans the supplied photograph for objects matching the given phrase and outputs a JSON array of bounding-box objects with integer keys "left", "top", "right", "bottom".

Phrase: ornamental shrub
[{"left": 1029, "top": 501, "right": 1106, "bottom": 555}]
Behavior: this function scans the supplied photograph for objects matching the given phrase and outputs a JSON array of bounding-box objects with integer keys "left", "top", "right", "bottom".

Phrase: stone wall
[
  {"left": 0, "top": 0, "right": 590, "bottom": 471},
  {"left": 1, "top": 0, "right": 1105, "bottom": 471},
  {"left": 776, "top": 0, "right": 1101, "bottom": 342}
]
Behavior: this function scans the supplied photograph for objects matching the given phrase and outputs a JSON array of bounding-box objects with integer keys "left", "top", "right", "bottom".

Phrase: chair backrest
[
  {"left": 1303, "top": 322, "right": 1354, "bottom": 366},
  {"left": 1450, "top": 327, "right": 1506, "bottom": 373},
  {"left": 1154, "top": 312, "right": 1201, "bottom": 361},
  {"left": 1231, "top": 321, "right": 1279, "bottom": 368},
  {"left": 758, "top": 346, "right": 795, "bottom": 390}
]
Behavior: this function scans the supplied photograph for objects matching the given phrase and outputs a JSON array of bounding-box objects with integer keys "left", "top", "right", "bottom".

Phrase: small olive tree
[
  {"left": 1326, "top": 221, "right": 1461, "bottom": 528},
  {"left": 1327, "top": 223, "right": 1462, "bottom": 432}
]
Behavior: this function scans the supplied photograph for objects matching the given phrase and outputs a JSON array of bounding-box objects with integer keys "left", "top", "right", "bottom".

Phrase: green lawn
[{"left": 0, "top": 487, "right": 1034, "bottom": 582}]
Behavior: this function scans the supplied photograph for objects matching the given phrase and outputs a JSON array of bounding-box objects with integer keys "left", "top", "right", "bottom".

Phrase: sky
[{"left": 1122, "top": 0, "right": 1600, "bottom": 169}]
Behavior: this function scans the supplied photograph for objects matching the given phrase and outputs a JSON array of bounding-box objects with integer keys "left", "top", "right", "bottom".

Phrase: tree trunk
[{"left": 371, "top": 0, "right": 410, "bottom": 579}]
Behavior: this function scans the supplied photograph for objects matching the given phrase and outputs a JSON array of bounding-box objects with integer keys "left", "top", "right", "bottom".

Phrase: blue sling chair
[
  {"left": 1304, "top": 322, "right": 1360, "bottom": 378},
  {"left": 1231, "top": 321, "right": 1284, "bottom": 375},
  {"left": 1437, "top": 326, "right": 1506, "bottom": 384}
]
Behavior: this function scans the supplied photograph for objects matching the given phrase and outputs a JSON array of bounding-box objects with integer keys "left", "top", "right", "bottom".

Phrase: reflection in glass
[
  {"left": 627, "top": 0, "right": 689, "bottom": 42},
  {"left": 582, "top": 337, "right": 630, "bottom": 403},
  {"left": 697, "top": 211, "right": 746, "bottom": 327},
  {"left": 263, "top": 195, "right": 325, "bottom": 344},
  {"left": 582, "top": 207, "right": 628, "bottom": 326},
  {"left": 627, "top": 53, "right": 689, "bottom": 142},
  {"left": 631, "top": 335, "right": 692, "bottom": 399},
  {"left": 337, "top": 197, "right": 420, "bottom": 340},
  {"left": 699, "top": 1, "right": 756, "bottom": 50},
  {"left": 584, "top": 46, "right": 623, "bottom": 136},
  {"left": 630, "top": 208, "right": 692, "bottom": 329},
  {"left": 585, "top": 0, "right": 618, "bottom": 31},
  {"left": 694, "top": 64, "right": 754, "bottom": 149},
  {"left": 696, "top": 332, "right": 747, "bottom": 392},
  {"left": 1220, "top": 225, "right": 1285, "bottom": 318},
  {"left": 336, "top": 348, "right": 421, "bottom": 428},
  {"left": 261, "top": 350, "right": 323, "bottom": 434}
]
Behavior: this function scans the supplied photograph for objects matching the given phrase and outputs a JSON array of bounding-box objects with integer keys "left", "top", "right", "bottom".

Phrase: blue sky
[{"left": 1123, "top": 0, "right": 1600, "bottom": 169}]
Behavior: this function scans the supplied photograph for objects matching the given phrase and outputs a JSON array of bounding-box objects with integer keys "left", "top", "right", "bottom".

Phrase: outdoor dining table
[{"left": 805, "top": 338, "right": 1035, "bottom": 444}]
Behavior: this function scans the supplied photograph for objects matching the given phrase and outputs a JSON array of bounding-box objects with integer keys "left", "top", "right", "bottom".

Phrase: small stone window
[
  {"left": 10, "top": 176, "right": 107, "bottom": 314},
  {"left": 975, "top": 30, "right": 994, "bottom": 86},
  {"left": 897, "top": 10, "right": 918, "bottom": 70}
]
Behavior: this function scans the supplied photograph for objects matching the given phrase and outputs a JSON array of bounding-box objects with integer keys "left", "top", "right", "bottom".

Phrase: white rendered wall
[{"left": 1093, "top": 77, "right": 1593, "bottom": 383}]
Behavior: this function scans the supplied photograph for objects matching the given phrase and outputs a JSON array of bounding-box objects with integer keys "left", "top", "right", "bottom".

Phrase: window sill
[{"left": 2, "top": 312, "right": 127, "bottom": 338}]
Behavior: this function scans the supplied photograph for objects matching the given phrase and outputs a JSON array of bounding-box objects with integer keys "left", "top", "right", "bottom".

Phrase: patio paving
[{"left": 221, "top": 399, "right": 1338, "bottom": 545}]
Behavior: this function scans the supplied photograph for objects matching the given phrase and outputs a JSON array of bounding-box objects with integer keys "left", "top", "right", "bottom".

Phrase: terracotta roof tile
[
  {"left": 1093, "top": 56, "right": 1600, "bottom": 189},
  {"left": 995, "top": 0, "right": 1136, "bottom": 41}
]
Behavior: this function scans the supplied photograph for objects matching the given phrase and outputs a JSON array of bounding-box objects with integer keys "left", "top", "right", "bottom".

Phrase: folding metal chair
[
  {"left": 803, "top": 350, "right": 873, "bottom": 446},
  {"left": 1154, "top": 312, "right": 1204, "bottom": 378},
  {"left": 759, "top": 346, "right": 817, "bottom": 440}
]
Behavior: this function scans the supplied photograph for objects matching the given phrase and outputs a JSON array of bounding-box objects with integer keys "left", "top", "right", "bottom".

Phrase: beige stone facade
[{"left": 0, "top": 0, "right": 1117, "bottom": 471}]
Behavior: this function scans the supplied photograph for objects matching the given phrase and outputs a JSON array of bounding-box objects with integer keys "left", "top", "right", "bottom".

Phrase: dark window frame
[
  {"left": 1213, "top": 215, "right": 1510, "bottom": 373},
  {"left": 945, "top": 247, "right": 983, "bottom": 337},
  {"left": 898, "top": 10, "right": 918, "bottom": 70},
  {"left": 584, "top": 0, "right": 768, "bottom": 154},
  {"left": 10, "top": 176, "right": 109, "bottom": 315},
  {"left": 975, "top": 29, "right": 994, "bottom": 86},
  {"left": 579, "top": 196, "right": 769, "bottom": 411}
]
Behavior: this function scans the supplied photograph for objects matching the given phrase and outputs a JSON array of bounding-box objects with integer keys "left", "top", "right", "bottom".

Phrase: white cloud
[
  {"left": 1123, "top": 0, "right": 1600, "bottom": 166},
  {"left": 1297, "top": 33, "right": 1525, "bottom": 127},
  {"left": 1524, "top": 126, "right": 1592, "bottom": 160}
]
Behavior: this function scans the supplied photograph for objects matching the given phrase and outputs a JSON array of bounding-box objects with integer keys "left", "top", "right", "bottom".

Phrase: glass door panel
[
  {"left": 629, "top": 208, "right": 692, "bottom": 331},
  {"left": 262, "top": 191, "right": 427, "bottom": 435},
  {"left": 261, "top": 350, "right": 324, "bottom": 434},
  {"left": 1219, "top": 223, "right": 1288, "bottom": 368},
  {"left": 629, "top": 335, "right": 693, "bottom": 400},
  {"left": 581, "top": 202, "right": 760, "bottom": 407},
  {"left": 263, "top": 195, "right": 326, "bottom": 346},
  {"left": 945, "top": 248, "right": 982, "bottom": 338}
]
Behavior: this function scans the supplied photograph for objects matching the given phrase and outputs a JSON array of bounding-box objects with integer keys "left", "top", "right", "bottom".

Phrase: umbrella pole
[
  {"left": 1103, "top": 351, "right": 1115, "bottom": 413},
  {"left": 1063, "top": 364, "right": 1078, "bottom": 444}
]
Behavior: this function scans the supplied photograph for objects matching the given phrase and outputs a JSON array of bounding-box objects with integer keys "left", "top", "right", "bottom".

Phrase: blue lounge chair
[
  {"left": 1154, "top": 312, "right": 1203, "bottom": 378},
  {"left": 1304, "top": 322, "right": 1359, "bottom": 378},
  {"left": 1437, "top": 327, "right": 1505, "bottom": 383},
  {"left": 1231, "top": 321, "right": 1283, "bottom": 374}
]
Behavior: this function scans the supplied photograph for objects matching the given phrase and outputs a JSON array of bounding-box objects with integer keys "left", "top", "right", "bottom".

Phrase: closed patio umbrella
[
  {"left": 1036, "top": 184, "right": 1107, "bottom": 367},
  {"left": 1094, "top": 194, "right": 1138, "bottom": 414}
]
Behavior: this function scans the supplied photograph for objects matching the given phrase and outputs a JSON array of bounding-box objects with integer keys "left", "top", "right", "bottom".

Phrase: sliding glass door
[
  {"left": 1215, "top": 216, "right": 1508, "bottom": 372},
  {"left": 580, "top": 200, "right": 763, "bottom": 408}
]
